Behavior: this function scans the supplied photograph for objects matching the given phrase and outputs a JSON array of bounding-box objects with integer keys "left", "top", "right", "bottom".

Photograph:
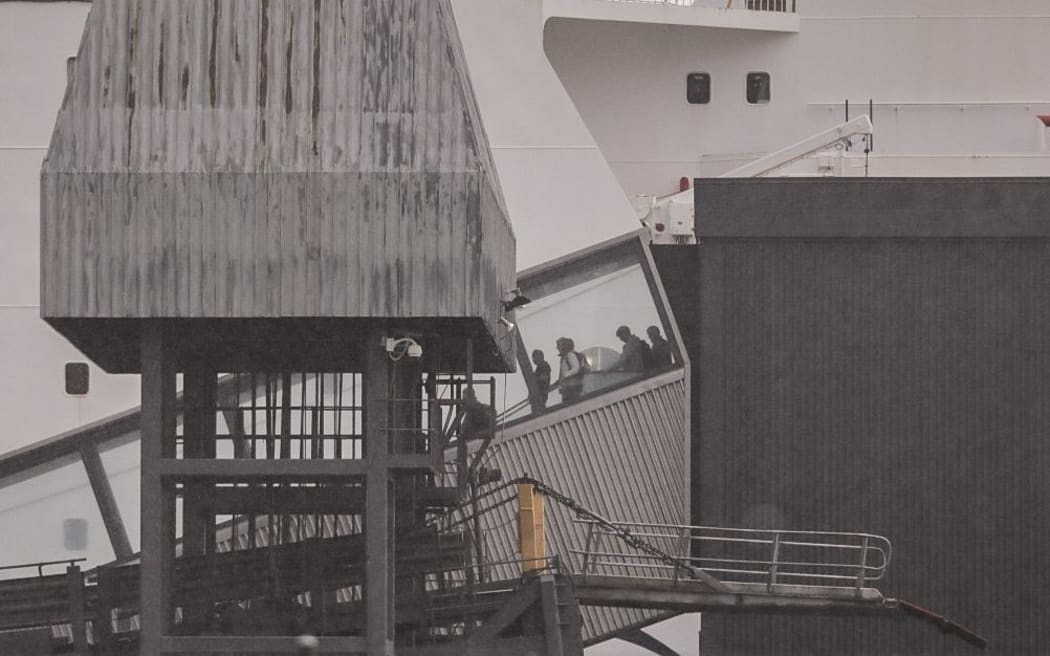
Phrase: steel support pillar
[
  {"left": 139, "top": 322, "right": 176, "bottom": 655},
  {"left": 182, "top": 363, "right": 206, "bottom": 557},
  {"left": 365, "top": 338, "right": 395, "bottom": 655}
]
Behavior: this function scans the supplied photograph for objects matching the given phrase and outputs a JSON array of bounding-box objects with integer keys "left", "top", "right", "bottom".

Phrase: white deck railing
[{"left": 604, "top": 0, "right": 796, "bottom": 12}]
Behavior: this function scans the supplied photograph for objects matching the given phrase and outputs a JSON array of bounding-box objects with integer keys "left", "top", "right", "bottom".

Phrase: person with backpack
[{"left": 554, "top": 337, "right": 586, "bottom": 404}]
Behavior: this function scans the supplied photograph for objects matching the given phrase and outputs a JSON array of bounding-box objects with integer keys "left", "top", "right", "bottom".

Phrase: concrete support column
[
  {"left": 139, "top": 322, "right": 177, "bottom": 655},
  {"left": 365, "top": 338, "right": 394, "bottom": 655}
]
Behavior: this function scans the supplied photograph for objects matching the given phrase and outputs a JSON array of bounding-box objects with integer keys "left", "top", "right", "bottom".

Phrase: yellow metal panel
[{"left": 518, "top": 484, "right": 546, "bottom": 572}]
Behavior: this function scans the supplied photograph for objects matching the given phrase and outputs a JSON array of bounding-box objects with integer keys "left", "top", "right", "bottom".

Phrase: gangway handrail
[
  {"left": 571, "top": 519, "right": 891, "bottom": 593},
  {"left": 0, "top": 558, "right": 86, "bottom": 577}
]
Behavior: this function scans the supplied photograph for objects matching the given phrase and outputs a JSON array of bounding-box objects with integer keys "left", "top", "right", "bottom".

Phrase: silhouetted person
[
  {"left": 460, "top": 387, "right": 495, "bottom": 441},
  {"left": 646, "top": 325, "right": 672, "bottom": 369},
  {"left": 456, "top": 387, "right": 496, "bottom": 479},
  {"left": 555, "top": 337, "right": 585, "bottom": 403},
  {"left": 612, "top": 325, "right": 649, "bottom": 373},
  {"left": 532, "top": 349, "right": 551, "bottom": 409}
]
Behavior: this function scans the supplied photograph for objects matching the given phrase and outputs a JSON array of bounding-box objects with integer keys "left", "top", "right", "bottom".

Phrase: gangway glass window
[
  {"left": 686, "top": 72, "right": 711, "bottom": 104},
  {"left": 498, "top": 233, "right": 682, "bottom": 424},
  {"left": 746, "top": 72, "right": 771, "bottom": 105}
]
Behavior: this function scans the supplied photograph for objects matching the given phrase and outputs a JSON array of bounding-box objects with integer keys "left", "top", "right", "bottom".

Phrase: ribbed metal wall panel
[
  {"left": 41, "top": 0, "right": 514, "bottom": 334},
  {"left": 659, "top": 238, "right": 1050, "bottom": 655},
  {"left": 40, "top": 171, "right": 508, "bottom": 320},
  {"left": 478, "top": 369, "right": 690, "bottom": 644}
]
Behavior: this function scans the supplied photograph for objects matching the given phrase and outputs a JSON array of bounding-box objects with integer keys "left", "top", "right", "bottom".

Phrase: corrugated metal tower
[{"left": 41, "top": 1, "right": 515, "bottom": 654}]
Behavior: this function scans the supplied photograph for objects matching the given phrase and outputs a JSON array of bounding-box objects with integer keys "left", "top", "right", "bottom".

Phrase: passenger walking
[
  {"left": 532, "top": 349, "right": 552, "bottom": 409},
  {"left": 646, "top": 325, "right": 672, "bottom": 369},
  {"left": 555, "top": 337, "right": 585, "bottom": 403},
  {"left": 612, "top": 326, "right": 649, "bottom": 373}
]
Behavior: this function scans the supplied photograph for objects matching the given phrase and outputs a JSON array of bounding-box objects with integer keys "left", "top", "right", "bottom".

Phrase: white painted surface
[
  {"left": 544, "top": 1, "right": 1050, "bottom": 194},
  {"left": 0, "top": 456, "right": 115, "bottom": 578},
  {"left": 0, "top": 308, "right": 140, "bottom": 445},
  {"left": 0, "top": 3, "right": 141, "bottom": 456},
  {"left": 0, "top": 2, "right": 89, "bottom": 147},
  {"left": 451, "top": 0, "right": 640, "bottom": 268},
  {"left": 0, "top": 150, "right": 44, "bottom": 307}
]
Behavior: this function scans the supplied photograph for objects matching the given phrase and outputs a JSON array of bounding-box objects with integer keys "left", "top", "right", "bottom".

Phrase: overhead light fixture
[{"left": 501, "top": 288, "right": 531, "bottom": 313}]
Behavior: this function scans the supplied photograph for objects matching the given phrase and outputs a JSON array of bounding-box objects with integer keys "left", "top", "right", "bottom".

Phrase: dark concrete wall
[{"left": 654, "top": 178, "right": 1050, "bottom": 655}]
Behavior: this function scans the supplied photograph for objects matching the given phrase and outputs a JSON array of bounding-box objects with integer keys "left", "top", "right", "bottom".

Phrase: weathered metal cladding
[
  {"left": 40, "top": 172, "right": 507, "bottom": 320},
  {"left": 41, "top": 0, "right": 514, "bottom": 337},
  {"left": 480, "top": 370, "right": 691, "bottom": 644}
]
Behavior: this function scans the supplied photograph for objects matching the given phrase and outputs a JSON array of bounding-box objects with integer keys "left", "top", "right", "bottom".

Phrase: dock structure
[
  {"left": 40, "top": 1, "right": 517, "bottom": 653},
  {"left": 3, "top": 2, "right": 1002, "bottom": 656}
]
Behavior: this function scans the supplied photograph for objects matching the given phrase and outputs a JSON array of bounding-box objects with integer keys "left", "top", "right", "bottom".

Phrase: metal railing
[
  {"left": 426, "top": 555, "right": 561, "bottom": 594},
  {"left": 0, "top": 558, "right": 86, "bottom": 578},
  {"left": 573, "top": 520, "right": 890, "bottom": 592},
  {"left": 603, "top": 0, "right": 796, "bottom": 12}
]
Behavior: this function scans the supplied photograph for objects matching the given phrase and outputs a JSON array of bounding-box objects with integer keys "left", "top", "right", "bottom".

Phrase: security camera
[
  {"left": 501, "top": 288, "right": 532, "bottom": 313},
  {"left": 383, "top": 336, "right": 423, "bottom": 360}
]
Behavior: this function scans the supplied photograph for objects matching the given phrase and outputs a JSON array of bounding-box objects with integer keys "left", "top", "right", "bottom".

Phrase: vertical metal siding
[
  {"left": 690, "top": 238, "right": 1050, "bottom": 655},
  {"left": 41, "top": 0, "right": 514, "bottom": 332}
]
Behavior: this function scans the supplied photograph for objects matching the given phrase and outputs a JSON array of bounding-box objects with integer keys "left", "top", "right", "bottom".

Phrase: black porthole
[
  {"left": 686, "top": 72, "right": 711, "bottom": 105},
  {"left": 746, "top": 72, "right": 771, "bottom": 104}
]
